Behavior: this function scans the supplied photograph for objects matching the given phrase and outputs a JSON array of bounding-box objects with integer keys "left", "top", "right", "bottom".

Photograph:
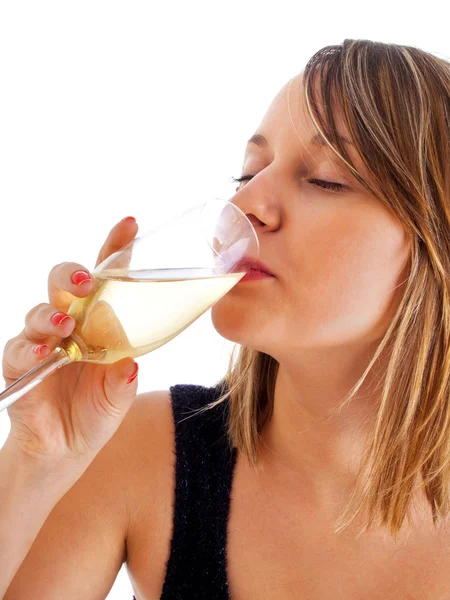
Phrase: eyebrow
[{"left": 247, "top": 132, "right": 354, "bottom": 148}]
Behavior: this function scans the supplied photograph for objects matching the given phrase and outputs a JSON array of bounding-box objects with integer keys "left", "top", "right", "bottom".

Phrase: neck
[{"left": 260, "top": 341, "right": 384, "bottom": 501}]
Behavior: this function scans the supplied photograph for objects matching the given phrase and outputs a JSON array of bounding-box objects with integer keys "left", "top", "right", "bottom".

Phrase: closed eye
[{"left": 230, "top": 174, "right": 348, "bottom": 192}]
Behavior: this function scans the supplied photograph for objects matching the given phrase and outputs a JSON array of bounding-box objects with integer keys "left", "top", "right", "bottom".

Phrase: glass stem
[{"left": 0, "top": 348, "right": 73, "bottom": 413}]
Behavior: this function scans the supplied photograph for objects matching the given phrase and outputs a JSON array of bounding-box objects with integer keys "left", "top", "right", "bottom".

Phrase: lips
[{"left": 233, "top": 255, "right": 275, "bottom": 277}]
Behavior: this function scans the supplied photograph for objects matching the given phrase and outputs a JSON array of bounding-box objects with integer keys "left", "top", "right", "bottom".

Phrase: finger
[
  {"left": 47, "top": 262, "right": 95, "bottom": 312},
  {"left": 2, "top": 334, "right": 59, "bottom": 383},
  {"left": 95, "top": 216, "right": 138, "bottom": 269},
  {"left": 103, "top": 358, "right": 139, "bottom": 415},
  {"left": 24, "top": 303, "right": 76, "bottom": 344}
]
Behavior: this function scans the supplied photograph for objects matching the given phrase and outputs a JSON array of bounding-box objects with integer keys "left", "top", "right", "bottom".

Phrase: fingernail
[
  {"left": 122, "top": 216, "right": 136, "bottom": 224},
  {"left": 71, "top": 271, "right": 92, "bottom": 286},
  {"left": 127, "top": 362, "right": 139, "bottom": 385},
  {"left": 51, "top": 312, "right": 71, "bottom": 326},
  {"left": 33, "top": 344, "right": 49, "bottom": 356}
]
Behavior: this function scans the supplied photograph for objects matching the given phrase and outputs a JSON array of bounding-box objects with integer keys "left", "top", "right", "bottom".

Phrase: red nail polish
[
  {"left": 51, "top": 312, "right": 70, "bottom": 326},
  {"left": 33, "top": 344, "right": 49, "bottom": 355},
  {"left": 127, "top": 363, "right": 139, "bottom": 384},
  {"left": 71, "top": 271, "right": 92, "bottom": 286},
  {"left": 122, "top": 216, "right": 136, "bottom": 223}
]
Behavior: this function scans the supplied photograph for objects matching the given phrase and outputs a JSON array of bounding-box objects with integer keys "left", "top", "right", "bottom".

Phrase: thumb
[{"left": 103, "top": 357, "right": 139, "bottom": 413}]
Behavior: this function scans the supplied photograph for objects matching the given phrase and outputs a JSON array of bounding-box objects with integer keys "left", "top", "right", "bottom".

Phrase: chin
[
  {"left": 210, "top": 300, "right": 273, "bottom": 351},
  {"left": 211, "top": 301, "right": 249, "bottom": 343}
]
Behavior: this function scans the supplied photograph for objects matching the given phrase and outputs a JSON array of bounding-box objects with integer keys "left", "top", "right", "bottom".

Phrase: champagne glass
[{"left": 0, "top": 199, "right": 259, "bottom": 412}]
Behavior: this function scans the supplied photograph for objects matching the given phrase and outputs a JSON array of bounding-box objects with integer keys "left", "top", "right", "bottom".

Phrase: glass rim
[
  {"left": 200, "top": 197, "right": 260, "bottom": 261},
  {"left": 93, "top": 198, "right": 260, "bottom": 274}
]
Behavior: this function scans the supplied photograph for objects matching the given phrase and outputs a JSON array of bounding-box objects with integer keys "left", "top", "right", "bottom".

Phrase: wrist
[{"left": 1, "top": 436, "right": 89, "bottom": 498}]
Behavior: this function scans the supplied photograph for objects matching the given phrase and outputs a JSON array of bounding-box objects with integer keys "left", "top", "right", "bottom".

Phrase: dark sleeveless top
[{"left": 132, "top": 382, "right": 237, "bottom": 600}]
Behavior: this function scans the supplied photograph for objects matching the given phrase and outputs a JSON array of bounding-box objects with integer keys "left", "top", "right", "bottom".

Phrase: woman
[{"left": 2, "top": 38, "right": 450, "bottom": 599}]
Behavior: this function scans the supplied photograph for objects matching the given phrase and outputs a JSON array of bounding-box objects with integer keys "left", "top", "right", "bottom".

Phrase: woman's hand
[{"left": 2, "top": 217, "right": 141, "bottom": 470}]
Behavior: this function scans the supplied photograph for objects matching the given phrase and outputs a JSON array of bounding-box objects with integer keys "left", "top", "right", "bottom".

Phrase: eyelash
[{"left": 230, "top": 174, "right": 348, "bottom": 192}]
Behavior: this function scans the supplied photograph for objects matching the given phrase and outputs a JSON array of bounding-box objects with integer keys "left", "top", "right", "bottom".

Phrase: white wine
[{"left": 64, "top": 267, "right": 244, "bottom": 364}]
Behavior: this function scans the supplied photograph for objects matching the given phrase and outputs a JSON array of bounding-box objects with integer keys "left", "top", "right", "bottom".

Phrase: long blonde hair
[{"left": 197, "top": 39, "right": 450, "bottom": 536}]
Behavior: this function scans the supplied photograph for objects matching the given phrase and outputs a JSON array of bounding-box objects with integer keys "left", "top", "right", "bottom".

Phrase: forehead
[
  {"left": 245, "top": 72, "right": 368, "bottom": 179},
  {"left": 252, "top": 73, "right": 347, "bottom": 151}
]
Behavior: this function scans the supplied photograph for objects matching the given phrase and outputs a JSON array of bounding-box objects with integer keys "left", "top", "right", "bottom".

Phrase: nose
[{"left": 229, "top": 182, "right": 280, "bottom": 233}]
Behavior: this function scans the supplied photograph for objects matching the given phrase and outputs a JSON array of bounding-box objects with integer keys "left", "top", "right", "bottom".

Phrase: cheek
[
  {"left": 286, "top": 205, "right": 410, "bottom": 334},
  {"left": 210, "top": 203, "right": 411, "bottom": 350}
]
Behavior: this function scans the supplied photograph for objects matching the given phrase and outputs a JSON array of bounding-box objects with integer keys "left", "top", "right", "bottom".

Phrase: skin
[
  {"left": 211, "top": 72, "right": 412, "bottom": 507},
  {"left": 5, "top": 73, "right": 450, "bottom": 599}
]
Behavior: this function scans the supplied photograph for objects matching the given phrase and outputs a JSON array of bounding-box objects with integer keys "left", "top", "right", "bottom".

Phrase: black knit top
[{"left": 132, "top": 382, "right": 237, "bottom": 600}]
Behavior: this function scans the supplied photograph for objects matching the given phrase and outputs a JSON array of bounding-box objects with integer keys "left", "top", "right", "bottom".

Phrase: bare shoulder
[
  {"left": 113, "top": 389, "right": 176, "bottom": 520},
  {"left": 83, "top": 388, "right": 175, "bottom": 509},
  {"left": 115, "top": 388, "right": 174, "bottom": 459},
  {"left": 80, "top": 387, "right": 176, "bottom": 555},
  {"left": 117, "top": 389, "right": 177, "bottom": 595}
]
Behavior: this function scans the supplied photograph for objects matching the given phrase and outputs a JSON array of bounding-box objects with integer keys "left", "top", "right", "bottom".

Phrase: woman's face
[{"left": 211, "top": 73, "right": 411, "bottom": 358}]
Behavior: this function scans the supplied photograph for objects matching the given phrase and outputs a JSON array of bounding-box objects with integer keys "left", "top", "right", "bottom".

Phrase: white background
[{"left": 0, "top": 1, "right": 448, "bottom": 597}]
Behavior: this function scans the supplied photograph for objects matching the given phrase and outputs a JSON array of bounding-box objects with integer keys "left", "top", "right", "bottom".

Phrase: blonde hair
[{"left": 198, "top": 39, "right": 450, "bottom": 536}]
